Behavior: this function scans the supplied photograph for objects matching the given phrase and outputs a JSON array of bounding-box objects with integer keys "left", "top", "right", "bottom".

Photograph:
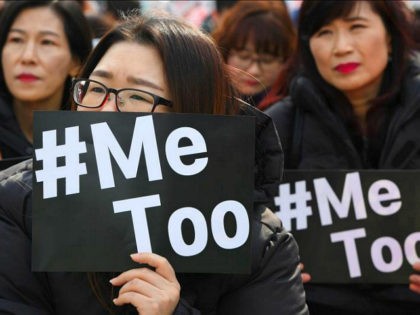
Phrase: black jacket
[
  {"left": 266, "top": 64, "right": 420, "bottom": 170},
  {"left": 238, "top": 102, "right": 283, "bottom": 210},
  {"left": 265, "top": 64, "right": 420, "bottom": 313},
  {"left": 0, "top": 107, "right": 308, "bottom": 315},
  {"left": 0, "top": 95, "right": 33, "bottom": 160}
]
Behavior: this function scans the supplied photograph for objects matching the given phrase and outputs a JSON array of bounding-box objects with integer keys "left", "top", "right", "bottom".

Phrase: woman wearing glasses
[
  {"left": 0, "top": 13, "right": 308, "bottom": 315},
  {"left": 212, "top": 0, "right": 296, "bottom": 108}
]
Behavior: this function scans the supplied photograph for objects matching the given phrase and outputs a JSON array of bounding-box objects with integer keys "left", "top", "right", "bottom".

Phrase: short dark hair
[
  {"left": 104, "top": 0, "right": 141, "bottom": 20},
  {"left": 0, "top": 0, "right": 92, "bottom": 108},
  {"left": 78, "top": 13, "right": 238, "bottom": 115}
]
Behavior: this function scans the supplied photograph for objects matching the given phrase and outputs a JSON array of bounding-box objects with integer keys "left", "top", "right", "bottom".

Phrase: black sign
[
  {"left": 274, "top": 170, "right": 420, "bottom": 283},
  {"left": 32, "top": 111, "right": 255, "bottom": 273}
]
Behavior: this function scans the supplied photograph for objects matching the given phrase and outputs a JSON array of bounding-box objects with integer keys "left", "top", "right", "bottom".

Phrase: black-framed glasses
[
  {"left": 229, "top": 50, "right": 283, "bottom": 72},
  {"left": 72, "top": 78, "right": 173, "bottom": 113}
]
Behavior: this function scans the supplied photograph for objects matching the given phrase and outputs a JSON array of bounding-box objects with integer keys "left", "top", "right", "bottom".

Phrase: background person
[
  {"left": 265, "top": 1, "right": 420, "bottom": 314},
  {"left": 212, "top": 0, "right": 296, "bottom": 108},
  {"left": 0, "top": 12, "right": 308, "bottom": 315},
  {"left": 0, "top": 0, "right": 92, "bottom": 161}
]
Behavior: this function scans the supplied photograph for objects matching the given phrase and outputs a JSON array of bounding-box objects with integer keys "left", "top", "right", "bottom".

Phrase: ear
[{"left": 69, "top": 57, "right": 82, "bottom": 77}]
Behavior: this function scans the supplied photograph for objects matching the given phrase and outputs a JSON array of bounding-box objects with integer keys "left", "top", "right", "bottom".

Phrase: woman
[
  {"left": 212, "top": 0, "right": 296, "bottom": 108},
  {"left": 0, "top": 13, "right": 308, "bottom": 315},
  {"left": 265, "top": 0, "right": 420, "bottom": 314},
  {"left": 0, "top": 0, "right": 92, "bottom": 161}
]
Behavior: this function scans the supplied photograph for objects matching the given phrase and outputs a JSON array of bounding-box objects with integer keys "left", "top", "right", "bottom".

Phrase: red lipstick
[
  {"left": 244, "top": 79, "right": 260, "bottom": 87},
  {"left": 335, "top": 63, "right": 359, "bottom": 74},
  {"left": 17, "top": 73, "right": 39, "bottom": 83}
]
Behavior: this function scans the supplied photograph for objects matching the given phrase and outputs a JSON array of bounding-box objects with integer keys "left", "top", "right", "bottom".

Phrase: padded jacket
[{"left": 0, "top": 95, "right": 33, "bottom": 160}]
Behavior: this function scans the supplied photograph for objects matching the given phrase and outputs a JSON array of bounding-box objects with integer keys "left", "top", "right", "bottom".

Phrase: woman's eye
[
  {"left": 41, "top": 39, "right": 56, "bottom": 46},
  {"left": 351, "top": 24, "right": 366, "bottom": 30},
  {"left": 129, "top": 93, "right": 152, "bottom": 104},
  {"left": 236, "top": 52, "right": 252, "bottom": 60},
  {"left": 89, "top": 87, "right": 106, "bottom": 94},
  {"left": 317, "top": 29, "right": 332, "bottom": 37},
  {"left": 260, "top": 56, "right": 277, "bottom": 64},
  {"left": 7, "top": 36, "right": 23, "bottom": 44},
  {"left": 130, "top": 94, "right": 145, "bottom": 101}
]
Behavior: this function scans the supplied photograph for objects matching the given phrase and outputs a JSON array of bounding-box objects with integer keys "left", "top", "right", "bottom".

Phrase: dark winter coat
[
  {"left": 266, "top": 65, "right": 420, "bottom": 170},
  {"left": 0, "top": 95, "right": 33, "bottom": 161}
]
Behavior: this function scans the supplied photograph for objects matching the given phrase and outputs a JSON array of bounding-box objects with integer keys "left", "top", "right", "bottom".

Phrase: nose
[
  {"left": 100, "top": 93, "right": 118, "bottom": 112},
  {"left": 246, "top": 59, "right": 261, "bottom": 75},
  {"left": 20, "top": 41, "right": 37, "bottom": 63},
  {"left": 332, "top": 30, "right": 353, "bottom": 55}
]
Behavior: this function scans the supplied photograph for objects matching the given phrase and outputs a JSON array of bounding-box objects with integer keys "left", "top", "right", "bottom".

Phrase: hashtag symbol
[
  {"left": 274, "top": 180, "right": 313, "bottom": 231},
  {"left": 35, "top": 126, "right": 87, "bottom": 199}
]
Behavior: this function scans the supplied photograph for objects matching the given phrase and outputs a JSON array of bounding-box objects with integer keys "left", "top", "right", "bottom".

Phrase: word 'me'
[
  {"left": 275, "top": 172, "right": 402, "bottom": 231},
  {"left": 35, "top": 116, "right": 208, "bottom": 198}
]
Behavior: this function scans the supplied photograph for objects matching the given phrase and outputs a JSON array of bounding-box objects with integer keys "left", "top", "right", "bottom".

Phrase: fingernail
[{"left": 109, "top": 278, "right": 115, "bottom": 284}]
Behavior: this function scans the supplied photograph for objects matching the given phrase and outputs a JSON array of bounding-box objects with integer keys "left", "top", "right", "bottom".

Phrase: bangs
[
  {"left": 231, "top": 13, "right": 287, "bottom": 57},
  {"left": 300, "top": 1, "right": 362, "bottom": 39}
]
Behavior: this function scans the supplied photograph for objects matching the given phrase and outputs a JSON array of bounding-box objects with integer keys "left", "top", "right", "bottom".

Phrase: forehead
[
  {"left": 332, "top": 1, "right": 377, "bottom": 22},
  {"left": 308, "top": 1, "right": 379, "bottom": 33},
  {"left": 11, "top": 7, "right": 65, "bottom": 34},
  {"left": 95, "top": 41, "right": 160, "bottom": 70},
  {"left": 92, "top": 41, "right": 165, "bottom": 85}
]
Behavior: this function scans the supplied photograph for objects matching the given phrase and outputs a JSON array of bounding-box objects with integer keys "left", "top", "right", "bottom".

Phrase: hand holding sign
[
  {"left": 409, "top": 262, "right": 420, "bottom": 294},
  {"left": 111, "top": 253, "right": 180, "bottom": 315},
  {"left": 298, "top": 263, "right": 311, "bottom": 283}
]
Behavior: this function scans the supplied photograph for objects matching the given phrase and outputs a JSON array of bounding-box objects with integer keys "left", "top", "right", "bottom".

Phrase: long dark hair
[
  {"left": 0, "top": 0, "right": 92, "bottom": 109},
  {"left": 297, "top": 0, "right": 416, "bottom": 137},
  {"left": 77, "top": 12, "right": 239, "bottom": 115},
  {"left": 82, "top": 13, "right": 241, "bottom": 313}
]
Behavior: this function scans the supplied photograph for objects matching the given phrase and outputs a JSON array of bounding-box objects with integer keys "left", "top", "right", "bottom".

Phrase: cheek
[
  {"left": 227, "top": 66, "right": 245, "bottom": 86},
  {"left": 154, "top": 106, "right": 173, "bottom": 113},
  {"left": 226, "top": 55, "right": 235, "bottom": 67},
  {"left": 264, "top": 66, "right": 283, "bottom": 87},
  {"left": 45, "top": 52, "right": 74, "bottom": 77},
  {"left": 309, "top": 40, "right": 330, "bottom": 73},
  {"left": 369, "top": 36, "right": 390, "bottom": 65},
  {"left": 1, "top": 50, "right": 13, "bottom": 78}
]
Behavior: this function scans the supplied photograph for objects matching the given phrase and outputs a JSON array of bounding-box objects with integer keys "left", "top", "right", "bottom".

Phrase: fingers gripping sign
[
  {"left": 409, "top": 262, "right": 420, "bottom": 294},
  {"left": 110, "top": 253, "right": 181, "bottom": 315}
]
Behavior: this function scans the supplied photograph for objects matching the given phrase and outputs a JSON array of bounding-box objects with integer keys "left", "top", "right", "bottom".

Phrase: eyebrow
[
  {"left": 342, "top": 16, "right": 369, "bottom": 23},
  {"left": 91, "top": 70, "right": 164, "bottom": 91},
  {"left": 9, "top": 28, "right": 60, "bottom": 37}
]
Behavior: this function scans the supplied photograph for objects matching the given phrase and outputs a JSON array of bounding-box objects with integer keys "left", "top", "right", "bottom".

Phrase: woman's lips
[
  {"left": 17, "top": 73, "right": 39, "bottom": 82},
  {"left": 244, "top": 80, "right": 259, "bottom": 87},
  {"left": 335, "top": 63, "right": 359, "bottom": 74}
]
